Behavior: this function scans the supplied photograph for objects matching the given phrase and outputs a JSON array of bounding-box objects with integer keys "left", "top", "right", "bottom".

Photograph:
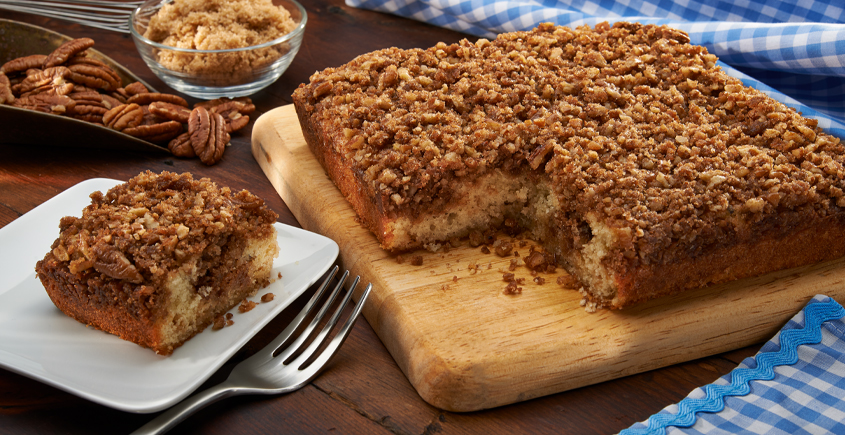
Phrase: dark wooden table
[{"left": 0, "top": 1, "right": 760, "bottom": 433}]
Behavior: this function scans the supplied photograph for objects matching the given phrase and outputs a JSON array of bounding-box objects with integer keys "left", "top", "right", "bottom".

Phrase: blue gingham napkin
[
  {"left": 346, "top": 0, "right": 845, "bottom": 138},
  {"left": 622, "top": 295, "right": 845, "bottom": 435}
]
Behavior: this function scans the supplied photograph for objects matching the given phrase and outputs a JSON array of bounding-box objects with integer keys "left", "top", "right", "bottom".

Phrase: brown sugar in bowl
[{"left": 129, "top": 0, "right": 307, "bottom": 99}]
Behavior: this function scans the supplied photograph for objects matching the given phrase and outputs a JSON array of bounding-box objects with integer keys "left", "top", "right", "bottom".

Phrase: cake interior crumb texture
[
  {"left": 293, "top": 22, "right": 845, "bottom": 309},
  {"left": 35, "top": 171, "right": 279, "bottom": 355}
]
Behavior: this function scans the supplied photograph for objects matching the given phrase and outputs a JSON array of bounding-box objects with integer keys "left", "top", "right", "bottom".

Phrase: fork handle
[{"left": 131, "top": 380, "right": 239, "bottom": 435}]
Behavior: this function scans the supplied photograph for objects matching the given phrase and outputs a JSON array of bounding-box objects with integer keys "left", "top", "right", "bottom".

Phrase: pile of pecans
[{"left": 0, "top": 37, "right": 255, "bottom": 165}]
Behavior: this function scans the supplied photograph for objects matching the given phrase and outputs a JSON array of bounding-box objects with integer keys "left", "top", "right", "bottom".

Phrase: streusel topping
[
  {"left": 294, "top": 22, "right": 845, "bottom": 263},
  {"left": 48, "top": 171, "right": 277, "bottom": 285}
]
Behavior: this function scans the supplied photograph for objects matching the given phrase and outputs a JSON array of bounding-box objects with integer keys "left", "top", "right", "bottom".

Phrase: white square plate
[{"left": 0, "top": 178, "right": 339, "bottom": 413}]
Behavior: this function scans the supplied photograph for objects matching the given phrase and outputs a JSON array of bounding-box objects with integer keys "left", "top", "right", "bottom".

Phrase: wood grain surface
[{"left": 251, "top": 104, "right": 845, "bottom": 412}]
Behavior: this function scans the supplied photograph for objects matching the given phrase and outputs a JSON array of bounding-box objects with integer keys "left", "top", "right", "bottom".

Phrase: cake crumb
[
  {"left": 534, "top": 276, "right": 546, "bottom": 285},
  {"left": 493, "top": 240, "right": 513, "bottom": 256},
  {"left": 261, "top": 293, "right": 275, "bottom": 303},
  {"left": 212, "top": 314, "right": 226, "bottom": 330},
  {"left": 503, "top": 282, "right": 522, "bottom": 295},
  {"left": 468, "top": 262, "right": 479, "bottom": 274},
  {"left": 468, "top": 230, "right": 484, "bottom": 247},
  {"left": 524, "top": 251, "right": 547, "bottom": 270},
  {"left": 211, "top": 312, "right": 235, "bottom": 328},
  {"left": 410, "top": 255, "right": 424, "bottom": 266},
  {"left": 557, "top": 275, "right": 579, "bottom": 287},
  {"left": 238, "top": 299, "right": 257, "bottom": 313},
  {"left": 480, "top": 246, "right": 491, "bottom": 254}
]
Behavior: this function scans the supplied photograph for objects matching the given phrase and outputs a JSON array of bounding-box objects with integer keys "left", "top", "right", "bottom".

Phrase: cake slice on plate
[{"left": 36, "top": 171, "right": 279, "bottom": 354}]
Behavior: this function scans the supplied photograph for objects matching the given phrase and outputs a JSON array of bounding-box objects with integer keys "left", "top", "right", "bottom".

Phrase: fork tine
[
  {"left": 254, "top": 265, "right": 339, "bottom": 360},
  {"left": 274, "top": 269, "right": 350, "bottom": 362},
  {"left": 287, "top": 275, "right": 360, "bottom": 369},
  {"left": 129, "top": 277, "right": 371, "bottom": 435},
  {"left": 292, "top": 283, "right": 372, "bottom": 382}
]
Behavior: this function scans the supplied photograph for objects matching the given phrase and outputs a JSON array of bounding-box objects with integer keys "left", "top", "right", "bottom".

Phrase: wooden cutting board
[{"left": 251, "top": 104, "right": 845, "bottom": 412}]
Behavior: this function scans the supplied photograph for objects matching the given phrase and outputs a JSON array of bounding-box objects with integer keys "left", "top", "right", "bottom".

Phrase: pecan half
[
  {"left": 66, "top": 56, "right": 114, "bottom": 73},
  {"left": 12, "top": 94, "right": 76, "bottom": 114},
  {"left": 66, "top": 56, "right": 120, "bottom": 82},
  {"left": 195, "top": 96, "right": 255, "bottom": 114},
  {"left": 92, "top": 242, "right": 143, "bottom": 283},
  {"left": 139, "top": 105, "right": 164, "bottom": 125},
  {"left": 124, "top": 81, "right": 149, "bottom": 96},
  {"left": 209, "top": 100, "right": 251, "bottom": 132},
  {"left": 127, "top": 92, "right": 188, "bottom": 107},
  {"left": 100, "top": 93, "right": 122, "bottom": 109},
  {"left": 103, "top": 103, "right": 143, "bottom": 130},
  {"left": 20, "top": 82, "right": 74, "bottom": 98},
  {"left": 110, "top": 88, "right": 129, "bottom": 103},
  {"left": 168, "top": 132, "right": 196, "bottom": 157},
  {"left": 149, "top": 101, "right": 192, "bottom": 123},
  {"left": 0, "top": 54, "right": 47, "bottom": 75},
  {"left": 0, "top": 73, "right": 14, "bottom": 104},
  {"left": 68, "top": 63, "right": 121, "bottom": 91},
  {"left": 68, "top": 102, "right": 108, "bottom": 120},
  {"left": 123, "top": 120, "right": 183, "bottom": 143},
  {"left": 42, "top": 38, "right": 95, "bottom": 68},
  {"left": 224, "top": 112, "right": 249, "bottom": 132},
  {"left": 18, "top": 66, "right": 71, "bottom": 95},
  {"left": 189, "top": 106, "right": 229, "bottom": 165},
  {"left": 69, "top": 90, "right": 108, "bottom": 107},
  {"left": 68, "top": 83, "right": 95, "bottom": 93}
]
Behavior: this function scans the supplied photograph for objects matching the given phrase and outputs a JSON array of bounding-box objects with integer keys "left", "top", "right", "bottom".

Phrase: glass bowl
[{"left": 129, "top": 0, "right": 306, "bottom": 99}]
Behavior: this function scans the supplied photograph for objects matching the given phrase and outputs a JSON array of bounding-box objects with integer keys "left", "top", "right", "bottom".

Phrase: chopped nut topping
[
  {"left": 294, "top": 21, "right": 845, "bottom": 268},
  {"left": 40, "top": 171, "right": 277, "bottom": 294}
]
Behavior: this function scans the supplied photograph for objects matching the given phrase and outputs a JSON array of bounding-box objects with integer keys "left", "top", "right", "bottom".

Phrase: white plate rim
[{"left": 0, "top": 178, "right": 339, "bottom": 413}]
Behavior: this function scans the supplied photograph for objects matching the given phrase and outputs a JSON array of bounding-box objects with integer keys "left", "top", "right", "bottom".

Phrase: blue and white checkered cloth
[
  {"left": 346, "top": 0, "right": 845, "bottom": 138},
  {"left": 622, "top": 295, "right": 845, "bottom": 435}
]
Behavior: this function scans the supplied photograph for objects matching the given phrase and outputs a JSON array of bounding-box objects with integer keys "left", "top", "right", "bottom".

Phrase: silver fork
[
  {"left": 0, "top": 0, "right": 143, "bottom": 33},
  {"left": 131, "top": 266, "right": 372, "bottom": 435}
]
